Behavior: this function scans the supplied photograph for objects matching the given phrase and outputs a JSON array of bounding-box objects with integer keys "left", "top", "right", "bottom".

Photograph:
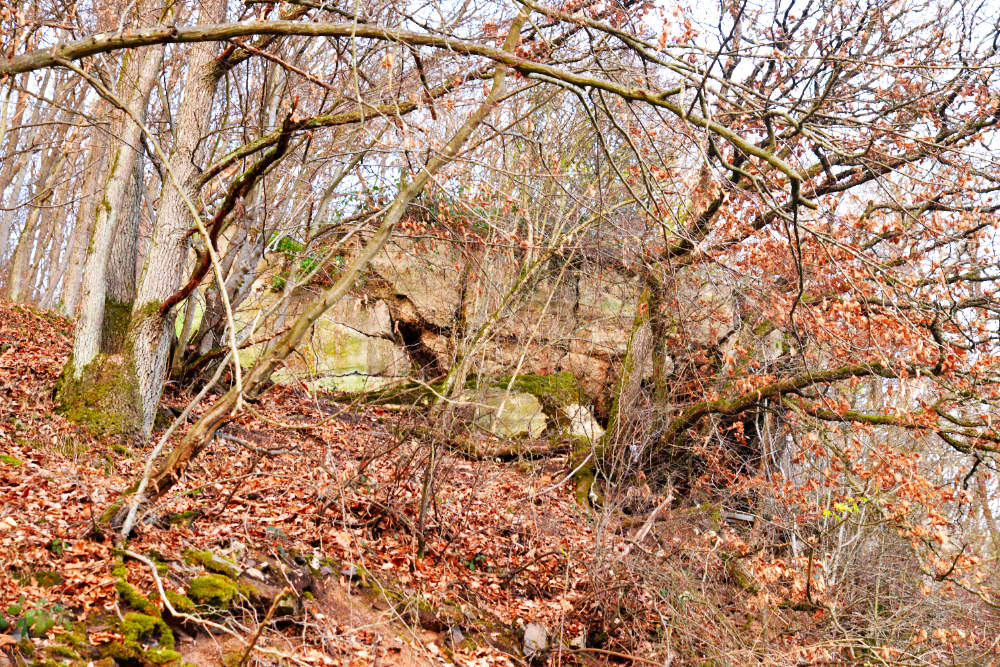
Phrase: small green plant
[
  {"left": 464, "top": 553, "right": 487, "bottom": 571},
  {"left": 47, "top": 539, "right": 67, "bottom": 556},
  {"left": 0, "top": 453, "right": 23, "bottom": 466},
  {"left": 0, "top": 598, "right": 70, "bottom": 638}
]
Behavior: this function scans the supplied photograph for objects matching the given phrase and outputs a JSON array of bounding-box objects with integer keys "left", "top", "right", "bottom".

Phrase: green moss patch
[
  {"left": 164, "top": 510, "right": 201, "bottom": 527},
  {"left": 164, "top": 591, "right": 196, "bottom": 615},
  {"left": 120, "top": 612, "right": 174, "bottom": 650},
  {"left": 186, "top": 574, "right": 238, "bottom": 610},
  {"left": 112, "top": 563, "right": 159, "bottom": 616},
  {"left": 495, "top": 372, "right": 586, "bottom": 406},
  {"left": 143, "top": 648, "right": 183, "bottom": 665},
  {"left": 43, "top": 643, "right": 82, "bottom": 662},
  {"left": 182, "top": 549, "right": 239, "bottom": 578},
  {"left": 34, "top": 570, "right": 64, "bottom": 587},
  {"left": 54, "top": 353, "right": 143, "bottom": 439},
  {"left": 0, "top": 453, "right": 23, "bottom": 466}
]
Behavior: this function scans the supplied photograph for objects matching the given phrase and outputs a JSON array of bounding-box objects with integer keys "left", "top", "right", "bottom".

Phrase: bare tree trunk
[
  {"left": 6, "top": 143, "right": 72, "bottom": 302},
  {"left": 29, "top": 166, "right": 79, "bottom": 302},
  {"left": 122, "top": 0, "right": 226, "bottom": 438},
  {"left": 0, "top": 71, "right": 46, "bottom": 265},
  {"left": 60, "top": 112, "right": 111, "bottom": 315}
]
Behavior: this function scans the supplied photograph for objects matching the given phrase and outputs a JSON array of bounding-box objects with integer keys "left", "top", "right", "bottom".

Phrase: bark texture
[
  {"left": 56, "top": 37, "right": 164, "bottom": 438},
  {"left": 123, "top": 0, "right": 226, "bottom": 438}
]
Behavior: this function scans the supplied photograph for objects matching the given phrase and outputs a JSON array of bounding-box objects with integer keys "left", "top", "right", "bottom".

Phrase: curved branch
[
  {"left": 0, "top": 19, "right": 809, "bottom": 185},
  {"left": 660, "top": 362, "right": 893, "bottom": 446},
  {"left": 158, "top": 110, "right": 299, "bottom": 316}
]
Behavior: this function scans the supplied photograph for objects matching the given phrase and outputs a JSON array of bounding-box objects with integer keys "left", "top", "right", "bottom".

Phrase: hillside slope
[{"left": 2, "top": 300, "right": 997, "bottom": 666}]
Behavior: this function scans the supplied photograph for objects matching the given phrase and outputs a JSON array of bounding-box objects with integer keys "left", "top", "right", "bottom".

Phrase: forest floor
[{"left": 0, "top": 299, "right": 700, "bottom": 666}]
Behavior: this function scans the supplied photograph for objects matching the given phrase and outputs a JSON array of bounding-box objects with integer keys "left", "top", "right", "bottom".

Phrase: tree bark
[
  {"left": 56, "top": 38, "right": 165, "bottom": 437},
  {"left": 122, "top": 0, "right": 226, "bottom": 438},
  {"left": 5, "top": 141, "right": 73, "bottom": 302},
  {"left": 60, "top": 102, "right": 111, "bottom": 316}
]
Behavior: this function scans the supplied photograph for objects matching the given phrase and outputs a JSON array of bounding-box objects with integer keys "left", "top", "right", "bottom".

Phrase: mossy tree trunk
[
  {"left": 102, "top": 153, "right": 145, "bottom": 353},
  {"left": 57, "top": 26, "right": 165, "bottom": 438},
  {"left": 118, "top": 0, "right": 227, "bottom": 438}
]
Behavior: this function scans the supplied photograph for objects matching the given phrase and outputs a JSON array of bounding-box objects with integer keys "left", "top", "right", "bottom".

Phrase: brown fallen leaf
[{"left": 88, "top": 630, "right": 125, "bottom": 645}]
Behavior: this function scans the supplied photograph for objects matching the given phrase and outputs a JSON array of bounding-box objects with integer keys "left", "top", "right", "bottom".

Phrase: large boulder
[
  {"left": 269, "top": 318, "right": 410, "bottom": 392},
  {"left": 561, "top": 403, "right": 604, "bottom": 442},
  {"left": 370, "top": 240, "right": 462, "bottom": 329},
  {"left": 466, "top": 388, "right": 548, "bottom": 439}
]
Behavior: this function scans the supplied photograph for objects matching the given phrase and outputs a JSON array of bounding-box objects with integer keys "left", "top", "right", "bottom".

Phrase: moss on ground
[
  {"left": 42, "top": 643, "right": 82, "bottom": 661},
  {"left": 34, "top": 570, "right": 64, "bottom": 587},
  {"left": 182, "top": 548, "right": 239, "bottom": 578},
  {"left": 186, "top": 574, "right": 238, "bottom": 610},
  {"left": 0, "top": 453, "right": 23, "bottom": 466},
  {"left": 112, "top": 563, "right": 159, "bottom": 616},
  {"left": 164, "top": 510, "right": 200, "bottom": 527}
]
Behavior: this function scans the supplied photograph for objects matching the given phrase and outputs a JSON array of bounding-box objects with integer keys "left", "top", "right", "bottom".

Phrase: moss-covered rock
[
  {"left": 182, "top": 549, "right": 239, "bottom": 578},
  {"left": 111, "top": 563, "right": 159, "bottom": 616},
  {"left": 88, "top": 611, "right": 178, "bottom": 667},
  {"left": 141, "top": 648, "right": 182, "bottom": 666},
  {"left": 494, "top": 371, "right": 587, "bottom": 409},
  {"left": 163, "top": 591, "right": 196, "bottom": 615},
  {"left": 186, "top": 574, "right": 238, "bottom": 610},
  {"left": 119, "top": 612, "right": 174, "bottom": 650},
  {"left": 465, "top": 388, "right": 547, "bottom": 439},
  {"left": 490, "top": 372, "right": 603, "bottom": 440}
]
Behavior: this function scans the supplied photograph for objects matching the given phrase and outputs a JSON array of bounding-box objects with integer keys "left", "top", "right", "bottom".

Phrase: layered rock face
[{"left": 225, "top": 237, "right": 740, "bottom": 437}]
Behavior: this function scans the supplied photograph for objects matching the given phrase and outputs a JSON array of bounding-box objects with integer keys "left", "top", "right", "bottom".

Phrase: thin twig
[{"left": 236, "top": 586, "right": 293, "bottom": 667}]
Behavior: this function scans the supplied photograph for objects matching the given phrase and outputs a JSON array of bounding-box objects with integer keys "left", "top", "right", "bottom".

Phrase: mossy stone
[
  {"left": 182, "top": 549, "right": 239, "bottom": 578},
  {"left": 142, "top": 648, "right": 182, "bottom": 666},
  {"left": 494, "top": 372, "right": 587, "bottom": 409},
  {"left": 112, "top": 563, "right": 159, "bottom": 616},
  {"left": 186, "top": 574, "right": 238, "bottom": 610},
  {"left": 119, "top": 612, "right": 174, "bottom": 650},
  {"left": 164, "top": 591, "right": 196, "bottom": 615}
]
